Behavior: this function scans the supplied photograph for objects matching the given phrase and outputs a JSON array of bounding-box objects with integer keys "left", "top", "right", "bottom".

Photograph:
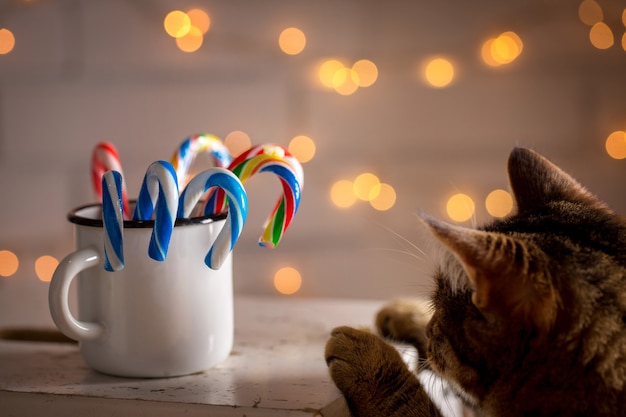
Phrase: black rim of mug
[{"left": 67, "top": 201, "right": 228, "bottom": 229}]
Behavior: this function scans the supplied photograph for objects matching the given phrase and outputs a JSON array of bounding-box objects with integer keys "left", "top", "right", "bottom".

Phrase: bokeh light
[
  {"left": 0, "top": 28, "right": 15, "bottom": 55},
  {"left": 446, "top": 193, "right": 475, "bottom": 222},
  {"left": 423, "top": 57, "right": 455, "bottom": 88},
  {"left": 274, "top": 266, "right": 302, "bottom": 295},
  {"left": 369, "top": 183, "right": 396, "bottom": 211},
  {"left": 589, "top": 22, "right": 614, "bottom": 49},
  {"left": 333, "top": 68, "right": 360, "bottom": 95},
  {"left": 164, "top": 10, "right": 191, "bottom": 38},
  {"left": 187, "top": 8, "right": 210, "bottom": 34},
  {"left": 481, "top": 32, "right": 523, "bottom": 67},
  {"left": 279, "top": 27, "right": 306, "bottom": 55},
  {"left": 0, "top": 250, "right": 19, "bottom": 277},
  {"left": 318, "top": 59, "right": 345, "bottom": 88},
  {"left": 288, "top": 135, "right": 316, "bottom": 163},
  {"left": 622, "top": 32, "right": 626, "bottom": 52},
  {"left": 330, "top": 179, "right": 357, "bottom": 208},
  {"left": 353, "top": 173, "right": 380, "bottom": 201},
  {"left": 481, "top": 38, "right": 500, "bottom": 67},
  {"left": 493, "top": 32, "right": 523, "bottom": 63},
  {"left": 224, "top": 130, "right": 252, "bottom": 157},
  {"left": 605, "top": 130, "right": 626, "bottom": 159},
  {"left": 352, "top": 59, "right": 378, "bottom": 87},
  {"left": 317, "top": 58, "right": 376, "bottom": 94},
  {"left": 485, "top": 189, "right": 514, "bottom": 218},
  {"left": 176, "top": 26, "right": 203, "bottom": 52},
  {"left": 35, "top": 255, "right": 59, "bottom": 282},
  {"left": 578, "top": 0, "right": 603, "bottom": 26}
]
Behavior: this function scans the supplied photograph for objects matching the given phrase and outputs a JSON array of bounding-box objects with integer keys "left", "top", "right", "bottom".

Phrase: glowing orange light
[
  {"left": 279, "top": 27, "right": 306, "bottom": 55},
  {"left": 187, "top": 8, "right": 210, "bottom": 34},
  {"left": 494, "top": 32, "right": 522, "bottom": 63},
  {"left": 605, "top": 131, "right": 626, "bottom": 159},
  {"left": 35, "top": 255, "right": 59, "bottom": 282},
  {"left": 352, "top": 59, "right": 378, "bottom": 87},
  {"left": 330, "top": 179, "right": 357, "bottom": 208},
  {"left": 318, "top": 59, "right": 345, "bottom": 89},
  {"left": 446, "top": 193, "right": 475, "bottom": 222},
  {"left": 225, "top": 131, "right": 252, "bottom": 158},
  {"left": 485, "top": 189, "right": 514, "bottom": 218},
  {"left": 164, "top": 10, "right": 191, "bottom": 38},
  {"left": 0, "top": 28, "right": 15, "bottom": 55},
  {"left": 589, "top": 22, "right": 614, "bottom": 49},
  {"left": 369, "top": 183, "right": 396, "bottom": 211},
  {"left": 353, "top": 173, "right": 380, "bottom": 201},
  {"left": 578, "top": 0, "right": 603, "bottom": 26},
  {"left": 274, "top": 267, "right": 302, "bottom": 295},
  {"left": 423, "top": 57, "right": 455, "bottom": 88},
  {"left": 176, "top": 26, "right": 203, "bottom": 52},
  {"left": 481, "top": 39, "right": 501, "bottom": 67},
  {"left": 333, "top": 68, "right": 360, "bottom": 95},
  {"left": 0, "top": 250, "right": 19, "bottom": 277},
  {"left": 288, "top": 135, "right": 316, "bottom": 163},
  {"left": 481, "top": 32, "right": 523, "bottom": 67}
]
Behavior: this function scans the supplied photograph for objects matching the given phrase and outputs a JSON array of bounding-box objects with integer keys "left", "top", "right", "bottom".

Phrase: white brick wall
[{"left": 1, "top": 0, "right": 626, "bottom": 327}]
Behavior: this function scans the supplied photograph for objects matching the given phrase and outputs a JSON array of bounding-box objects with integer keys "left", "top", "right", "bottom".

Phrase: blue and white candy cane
[
  {"left": 102, "top": 170, "right": 125, "bottom": 271},
  {"left": 132, "top": 161, "right": 179, "bottom": 262},
  {"left": 178, "top": 168, "right": 248, "bottom": 270}
]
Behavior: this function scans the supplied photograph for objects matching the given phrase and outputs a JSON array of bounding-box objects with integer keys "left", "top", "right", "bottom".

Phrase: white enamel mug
[{"left": 49, "top": 203, "right": 233, "bottom": 378}]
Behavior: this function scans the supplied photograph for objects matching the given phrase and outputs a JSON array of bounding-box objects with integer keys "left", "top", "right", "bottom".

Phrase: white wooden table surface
[{"left": 0, "top": 296, "right": 387, "bottom": 417}]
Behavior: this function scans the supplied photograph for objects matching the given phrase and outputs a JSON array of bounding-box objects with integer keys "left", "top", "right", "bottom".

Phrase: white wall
[{"left": 1, "top": 0, "right": 626, "bottom": 327}]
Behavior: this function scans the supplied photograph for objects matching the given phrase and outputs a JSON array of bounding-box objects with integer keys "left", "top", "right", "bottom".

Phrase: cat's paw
[
  {"left": 325, "top": 326, "right": 412, "bottom": 401},
  {"left": 326, "top": 326, "right": 429, "bottom": 416},
  {"left": 375, "top": 299, "right": 432, "bottom": 356}
]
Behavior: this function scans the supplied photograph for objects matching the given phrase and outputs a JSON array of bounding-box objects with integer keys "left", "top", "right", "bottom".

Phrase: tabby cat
[{"left": 325, "top": 147, "right": 626, "bottom": 417}]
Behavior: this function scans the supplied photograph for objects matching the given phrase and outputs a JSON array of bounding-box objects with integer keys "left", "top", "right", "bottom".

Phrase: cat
[{"left": 325, "top": 147, "right": 626, "bottom": 417}]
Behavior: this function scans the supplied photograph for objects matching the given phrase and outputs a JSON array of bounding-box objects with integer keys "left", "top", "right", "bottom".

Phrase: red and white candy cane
[{"left": 91, "top": 142, "right": 130, "bottom": 219}]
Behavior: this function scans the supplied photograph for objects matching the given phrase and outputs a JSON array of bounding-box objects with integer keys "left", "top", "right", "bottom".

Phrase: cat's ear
[
  {"left": 419, "top": 212, "right": 558, "bottom": 333},
  {"left": 508, "top": 147, "right": 609, "bottom": 213}
]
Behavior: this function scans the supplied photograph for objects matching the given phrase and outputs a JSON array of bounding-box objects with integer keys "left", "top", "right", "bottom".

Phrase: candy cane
[
  {"left": 228, "top": 143, "right": 304, "bottom": 184},
  {"left": 101, "top": 170, "right": 124, "bottom": 272},
  {"left": 132, "top": 161, "right": 179, "bottom": 262},
  {"left": 201, "top": 143, "right": 303, "bottom": 208},
  {"left": 178, "top": 168, "right": 248, "bottom": 270},
  {"left": 91, "top": 142, "right": 130, "bottom": 219},
  {"left": 230, "top": 153, "right": 301, "bottom": 248},
  {"left": 169, "top": 133, "right": 232, "bottom": 189}
]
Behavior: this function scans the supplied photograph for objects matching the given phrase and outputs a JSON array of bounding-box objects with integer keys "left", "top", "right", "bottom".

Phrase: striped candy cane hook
[
  {"left": 178, "top": 168, "right": 248, "bottom": 270},
  {"left": 92, "top": 142, "right": 131, "bottom": 219},
  {"left": 201, "top": 144, "right": 303, "bottom": 247},
  {"left": 169, "top": 133, "right": 232, "bottom": 189},
  {"left": 102, "top": 170, "right": 125, "bottom": 271},
  {"left": 133, "top": 161, "right": 179, "bottom": 262}
]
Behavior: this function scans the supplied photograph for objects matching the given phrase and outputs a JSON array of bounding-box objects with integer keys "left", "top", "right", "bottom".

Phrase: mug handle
[{"left": 48, "top": 247, "right": 105, "bottom": 341}]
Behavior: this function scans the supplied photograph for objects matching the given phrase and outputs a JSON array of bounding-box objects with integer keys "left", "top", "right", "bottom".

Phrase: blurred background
[{"left": 1, "top": 0, "right": 626, "bottom": 327}]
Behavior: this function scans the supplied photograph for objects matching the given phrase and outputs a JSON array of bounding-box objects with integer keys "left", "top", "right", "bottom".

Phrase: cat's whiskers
[
  {"left": 420, "top": 369, "right": 461, "bottom": 417},
  {"left": 376, "top": 223, "right": 428, "bottom": 257},
  {"left": 363, "top": 223, "right": 432, "bottom": 274},
  {"left": 364, "top": 247, "right": 424, "bottom": 263},
  {"left": 415, "top": 357, "right": 431, "bottom": 373}
]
